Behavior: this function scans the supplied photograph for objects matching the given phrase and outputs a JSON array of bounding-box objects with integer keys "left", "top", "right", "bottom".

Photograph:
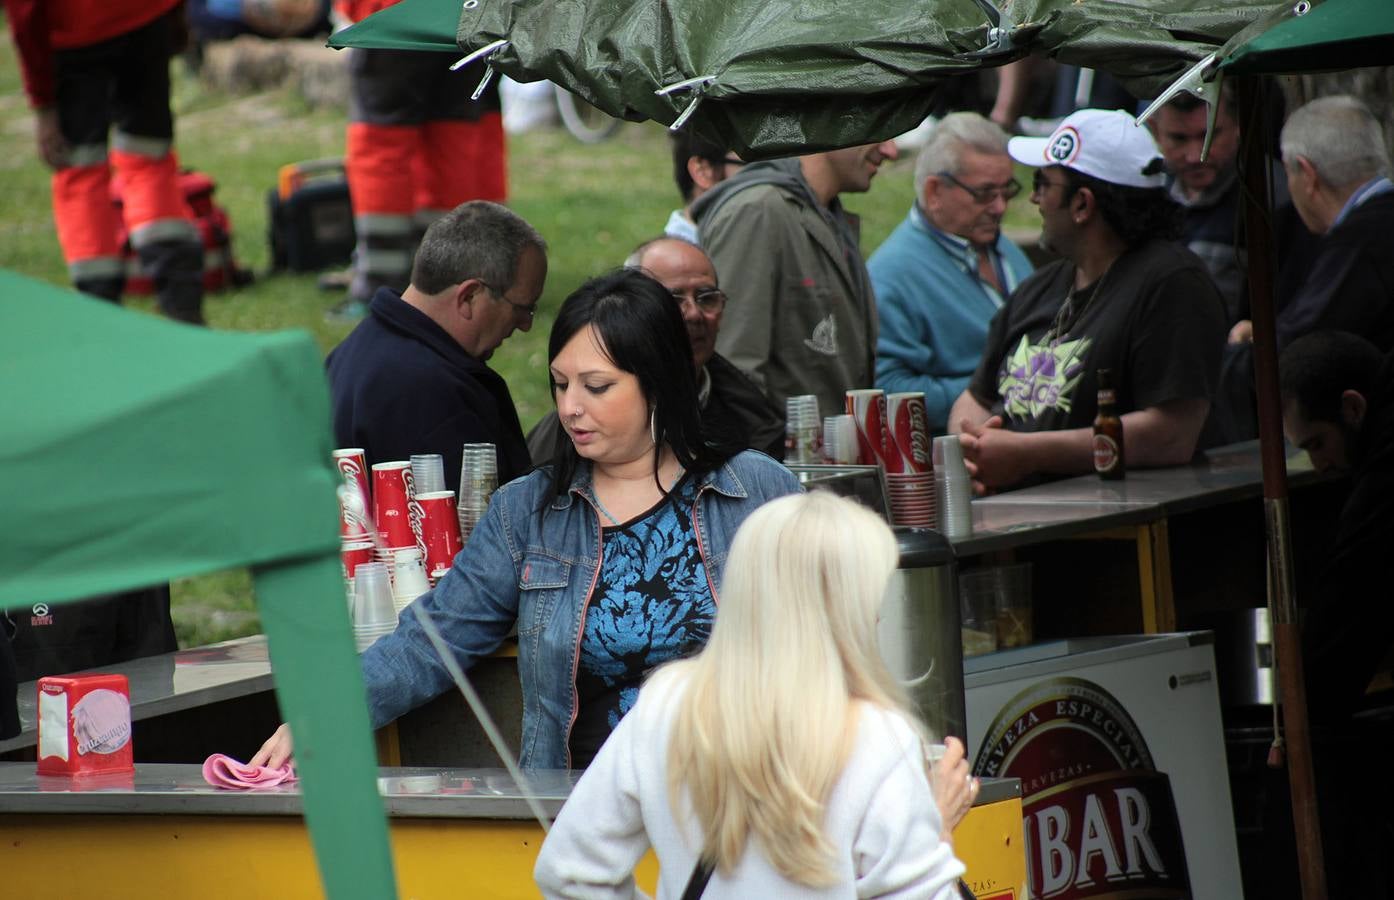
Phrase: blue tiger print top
[{"left": 569, "top": 474, "right": 713, "bottom": 767}]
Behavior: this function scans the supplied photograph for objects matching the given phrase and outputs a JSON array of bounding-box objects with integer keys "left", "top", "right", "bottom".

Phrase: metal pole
[{"left": 1235, "top": 74, "right": 1327, "bottom": 900}]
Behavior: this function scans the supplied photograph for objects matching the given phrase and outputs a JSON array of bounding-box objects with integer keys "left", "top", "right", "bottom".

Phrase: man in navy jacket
[{"left": 327, "top": 201, "right": 546, "bottom": 491}]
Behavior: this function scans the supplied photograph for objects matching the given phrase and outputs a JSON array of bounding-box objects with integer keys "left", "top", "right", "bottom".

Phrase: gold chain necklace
[{"left": 1041, "top": 258, "right": 1117, "bottom": 348}]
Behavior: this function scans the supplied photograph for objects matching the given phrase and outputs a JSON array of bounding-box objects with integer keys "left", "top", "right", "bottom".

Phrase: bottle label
[
  {"left": 1098, "top": 388, "right": 1116, "bottom": 405},
  {"left": 1093, "top": 433, "right": 1121, "bottom": 472}
]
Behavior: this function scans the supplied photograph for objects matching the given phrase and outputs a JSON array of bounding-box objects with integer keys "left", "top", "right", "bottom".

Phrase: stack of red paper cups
[
  {"left": 845, "top": 389, "right": 891, "bottom": 468},
  {"left": 416, "top": 491, "right": 462, "bottom": 584},
  {"left": 883, "top": 392, "right": 936, "bottom": 527},
  {"left": 333, "top": 449, "right": 376, "bottom": 583},
  {"left": 372, "top": 461, "right": 424, "bottom": 565}
]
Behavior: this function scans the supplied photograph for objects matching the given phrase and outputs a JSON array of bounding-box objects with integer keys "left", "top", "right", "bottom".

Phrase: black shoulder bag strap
[{"left": 680, "top": 857, "right": 715, "bottom": 900}]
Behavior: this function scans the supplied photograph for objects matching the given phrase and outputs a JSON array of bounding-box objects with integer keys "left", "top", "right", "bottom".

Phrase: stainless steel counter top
[
  {"left": 950, "top": 440, "right": 1321, "bottom": 555},
  {"left": 0, "top": 763, "right": 1020, "bottom": 818},
  {"left": 0, "top": 635, "right": 274, "bottom": 754}
]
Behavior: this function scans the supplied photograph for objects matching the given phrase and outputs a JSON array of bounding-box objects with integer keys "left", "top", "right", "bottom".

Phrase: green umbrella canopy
[
  {"left": 332, "top": 0, "right": 1281, "bottom": 158},
  {"left": 329, "top": 0, "right": 461, "bottom": 53},
  {"left": 1220, "top": 0, "right": 1394, "bottom": 74},
  {"left": 0, "top": 270, "right": 396, "bottom": 899}
]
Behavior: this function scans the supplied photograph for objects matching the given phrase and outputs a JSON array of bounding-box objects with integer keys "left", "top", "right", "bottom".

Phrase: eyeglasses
[
  {"left": 481, "top": 281, "right": 539, "bottom": 320},
  {"left": 1031, "top": 170, "right": 1076, "bottom": 197},
  {"left": 672, "top": 287, "right": 726, "bottom": 312},
  {"left": 937, "top": 171, "right": 1022, "bottom": 204}
]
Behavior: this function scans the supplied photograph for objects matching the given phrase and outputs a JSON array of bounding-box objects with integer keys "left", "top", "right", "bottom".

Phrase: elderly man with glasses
[
  {"left": 526, "top": 237, "right": 785, "bottom": 463},
  {"left": 327, "top": 200, "right": 547, "bottom": 492},
  {"left": 869, "top": 113, "right": 1036, "bottom": 432}
]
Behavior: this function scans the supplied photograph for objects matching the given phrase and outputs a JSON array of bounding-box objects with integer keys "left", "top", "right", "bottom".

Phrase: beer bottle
[{"left": 1092, "top": 368, "right": 1125, "bottom": 480}]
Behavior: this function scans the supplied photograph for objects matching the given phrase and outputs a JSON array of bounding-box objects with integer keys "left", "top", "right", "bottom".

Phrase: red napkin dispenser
[{"left": 36, "top": 674, "right": 134, "bottom": 777}]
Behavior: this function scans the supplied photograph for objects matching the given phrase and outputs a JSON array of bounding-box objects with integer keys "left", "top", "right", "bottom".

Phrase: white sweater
[{"left": 534, "top": 670, "right": 966, "bottom": 899}]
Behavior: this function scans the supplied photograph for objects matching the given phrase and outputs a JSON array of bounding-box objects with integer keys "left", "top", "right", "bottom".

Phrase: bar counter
[
  {"left": 0, "top": 763, "right": 1025, "bottom": 898},
  {"left": 952, "top": 440, "right": 1335, "bottom": 636},
  {"left": 1, "top": 440, "right": 1335, "bottom": 764}
]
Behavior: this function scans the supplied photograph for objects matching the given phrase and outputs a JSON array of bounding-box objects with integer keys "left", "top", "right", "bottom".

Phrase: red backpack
[{"left": 112, "top": 169, "right": 253, "bottom": 295}]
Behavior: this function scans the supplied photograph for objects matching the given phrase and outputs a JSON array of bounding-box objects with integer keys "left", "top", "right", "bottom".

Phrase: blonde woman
[{"left": 535, "top": 491, "right": 972, "bottom": 898}]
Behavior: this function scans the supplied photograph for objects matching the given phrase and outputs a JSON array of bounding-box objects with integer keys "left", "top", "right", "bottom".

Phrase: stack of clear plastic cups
[
  {"left": 409, "top": 454, "right": 446, "bottom": 495},
  {"left": 821, "top": 414, "right": 859, "bottom": 464},
  {"left": 932, "top": 435, "right": 973, "bottom": 540},
  {"left": 882, "top": 392, "right": 935, "bottom": 527},
  {"left": 458, "top": 443, "right": 498, "bottom": 544},
  {"left": 784, "top": 395, "right": 822, "bottom": 464},
  {"left": 390, "top": 547, "right": 432, "bottom": 615},
  {"left": 351, "top": 562, "right": 397, "bottom": 651}
]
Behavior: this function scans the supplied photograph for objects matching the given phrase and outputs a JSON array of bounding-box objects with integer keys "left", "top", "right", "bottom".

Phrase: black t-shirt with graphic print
[{"left": 968, "top": 239, "right": 1226, "bottom": 434}]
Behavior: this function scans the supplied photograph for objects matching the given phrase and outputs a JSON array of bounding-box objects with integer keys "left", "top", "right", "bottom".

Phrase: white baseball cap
[{"left": 1008, "top": 108, "right": 1167, "bottom": 189}]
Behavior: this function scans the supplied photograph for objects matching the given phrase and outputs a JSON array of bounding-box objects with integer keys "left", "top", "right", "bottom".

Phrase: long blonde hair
[{"left": 664, "top": 491, "right": 927, "bottom": 885}]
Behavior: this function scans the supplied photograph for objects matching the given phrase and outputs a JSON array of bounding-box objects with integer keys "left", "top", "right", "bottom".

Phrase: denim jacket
[{"left": 360, "top": 449, "right": 802, "bottom": 768}]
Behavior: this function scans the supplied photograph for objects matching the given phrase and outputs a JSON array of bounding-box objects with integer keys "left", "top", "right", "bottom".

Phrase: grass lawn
[{"left": 0, "top": 31, "right": 1040, "bottom": 648}]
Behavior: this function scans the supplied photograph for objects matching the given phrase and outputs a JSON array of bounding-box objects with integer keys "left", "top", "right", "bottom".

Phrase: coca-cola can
[
  {"left": 333, "top": 449, "right": 372, "bottom": 516},
  {"left": 341, "top": 540, "right": 375, "bottom": 580},
  {"left": 372, "top": 462, "right": 419, "bottom": 552},
  {"left": 845, "top": 389, "right": 892, "bottom": 470},
  {"left": 886, "top": 392, "right": 933, "bottom": 474},
  {"left": 416, "top": 491, "right": 462, "bottom": 582}
]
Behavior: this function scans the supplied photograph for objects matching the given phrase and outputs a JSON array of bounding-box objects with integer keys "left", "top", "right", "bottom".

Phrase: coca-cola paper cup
[
  {"left": 845, "top": 389, "right": 890, "bottom": 468},
  {"left": 416, "top": 490, "right": 462, "bottom": 582},
  {"left": 333, "top": 448, "right": 371, "bottom": 512},
  {"left": 886, "top": 392, "right": 933, "bottom": 475},
  {"left": 341, "top": 540, "right": 375, "bottom": 581},
  {"left": 372, "top": 462, "right": 419, "bottom": 552}
]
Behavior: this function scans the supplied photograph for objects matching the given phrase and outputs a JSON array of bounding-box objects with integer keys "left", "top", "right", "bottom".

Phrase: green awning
[
  {"left": 328, "top": 0, "right": 461, "bottom": 54},
  {"left": 0, "top": 271, "right": 396, "bottom": 899},
  {"left": 327, "top": 0, "right": 1284, "bottom": 158},
  {"left": 1220, "top": 0, "right": 1394, "bottom": 75}
]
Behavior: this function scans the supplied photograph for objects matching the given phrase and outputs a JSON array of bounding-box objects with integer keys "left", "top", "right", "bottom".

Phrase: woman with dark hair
[{"left": 253, "top": 269, "right": 800, "bottom": 771}]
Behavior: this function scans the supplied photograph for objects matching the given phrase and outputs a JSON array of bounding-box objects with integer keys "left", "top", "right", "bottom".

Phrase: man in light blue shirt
[{"left": 869, "top": 113, "right": 1035, "bottom": 432}]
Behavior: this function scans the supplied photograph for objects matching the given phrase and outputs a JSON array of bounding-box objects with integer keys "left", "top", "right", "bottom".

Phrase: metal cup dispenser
[{"left": 879, "top": 528, "right": 965, "bottom": 741}]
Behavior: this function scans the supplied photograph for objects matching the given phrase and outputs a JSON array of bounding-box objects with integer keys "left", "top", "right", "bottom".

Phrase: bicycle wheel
[{"left": 554, "top": 85, "right": 622, "bottom": 144}]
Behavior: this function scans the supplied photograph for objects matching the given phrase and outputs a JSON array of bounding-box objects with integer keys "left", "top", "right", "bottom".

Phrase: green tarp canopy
[
  {"left": 0, "top": 270, "right": 396, "bottom": 899},
  {"left": 331, "top": 0, "right": 1297, "bottom": 157},
  {"left": 1219, "top": 0, "right": 1394, "bottom": 74}
]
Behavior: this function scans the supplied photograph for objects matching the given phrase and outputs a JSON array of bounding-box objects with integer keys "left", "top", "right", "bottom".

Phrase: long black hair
[{"left": 542, "top": 269, "right": 739, "bottom": 503}]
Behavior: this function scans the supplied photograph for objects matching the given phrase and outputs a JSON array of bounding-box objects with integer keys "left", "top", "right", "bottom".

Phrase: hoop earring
[{"left": 650, "top": 409, "right": 658, "bottom": 446}]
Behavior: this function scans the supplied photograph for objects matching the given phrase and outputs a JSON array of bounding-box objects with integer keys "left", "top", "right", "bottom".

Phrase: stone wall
[{"left": 198, "top": 36, "right": 350, "bottom": 110}]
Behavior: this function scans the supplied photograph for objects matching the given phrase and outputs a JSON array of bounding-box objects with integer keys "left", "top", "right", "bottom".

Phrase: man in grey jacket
[{"left": 691, "top": 141, "right": 899, "bottom": 419}]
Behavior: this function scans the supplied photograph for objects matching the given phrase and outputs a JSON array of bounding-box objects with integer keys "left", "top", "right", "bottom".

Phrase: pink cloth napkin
[{"left": 201, "top": 753, "right": 297, "bottom": 790}]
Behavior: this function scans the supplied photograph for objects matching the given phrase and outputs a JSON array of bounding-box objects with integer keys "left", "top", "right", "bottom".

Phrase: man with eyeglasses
[
  {"left": 663, "top": 129, "right": 744, "bottom": 245},
  {"left": 948, "top": 109, "right": 1226, "bottom": 492},
  {"left": 869, "top": 113, "right": 1035, "bottom": 433},
  {"left": 327, "top": 200, "right": 547, "bottom": 492},
  {"left": 526, "top": 237, "right": 785, "bottom": 463}
]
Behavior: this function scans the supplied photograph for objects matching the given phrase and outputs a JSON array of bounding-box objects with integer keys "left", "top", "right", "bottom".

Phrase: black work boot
[
  {"left": 74, "top": 276, "right": 126, "bottom": 304},
  {"left": 139, "top": 238, "right": 207, "bottom": 326}
]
